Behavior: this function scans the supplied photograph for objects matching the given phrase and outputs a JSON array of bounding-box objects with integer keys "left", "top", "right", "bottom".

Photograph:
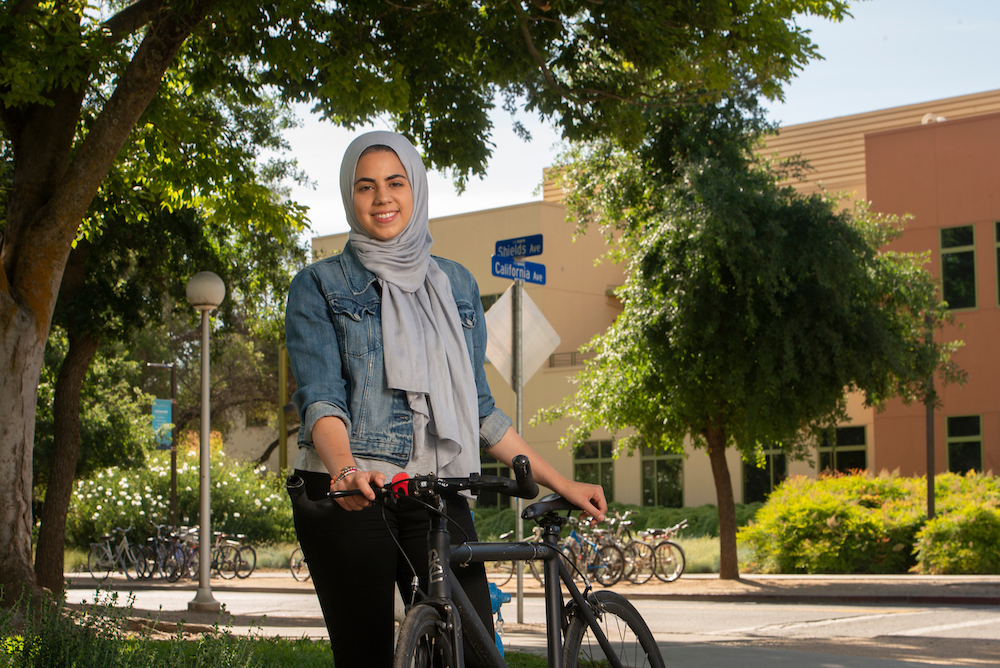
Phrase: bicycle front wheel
[
  {"left": 87, "top": 544, "right": 113, "bottom": 582},
  {"left": 217, "top": 545, "right": 241, "bottom": 579},
  {"left": 392, "top": 603, "right": 456, "bottom": 668},
  {"left": 654, "top": 540, "right": 686, "bottom": 582},
  {"left": 563, "top": 590, "right": 665, "bottom": 668}
]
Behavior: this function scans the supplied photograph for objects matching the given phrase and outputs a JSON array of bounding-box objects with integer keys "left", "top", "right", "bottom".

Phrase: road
[{"left": 65, "top": 586, "right": 999, "bottom": 666}]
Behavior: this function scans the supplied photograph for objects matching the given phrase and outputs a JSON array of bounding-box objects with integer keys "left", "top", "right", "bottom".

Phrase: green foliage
[
  {"left": 0, "top": 589, "right": 332, "bottom": 668},
  {"left": 33, "top": 332, "right": 155, "bottom": 487},
  {"left": 914, "top": 473, "right": 1000, "bottom": 574},
  {"left": 739, "top": 471, "right": 1000, "bottom": 574},
  {"left": 65, "top": 450, "right": 294, "bottom": 549},
  {"left": 540, "top": 95, "right": 954, "bottom": 461}
]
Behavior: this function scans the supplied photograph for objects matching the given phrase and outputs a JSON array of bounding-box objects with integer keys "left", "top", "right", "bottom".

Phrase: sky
[{"left": 280, "top": 0, "right": 1000, "bottom": 240}]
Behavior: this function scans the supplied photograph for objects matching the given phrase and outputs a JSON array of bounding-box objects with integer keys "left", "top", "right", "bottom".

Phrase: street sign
[
  {"left": 491, "top": 255, "right": 546, "bottom": 285},
  {"left": 495, "top": 234, "right": 543, "bottom": 259}
]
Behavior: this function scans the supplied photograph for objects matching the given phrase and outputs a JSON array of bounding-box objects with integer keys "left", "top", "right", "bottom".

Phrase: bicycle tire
[
  {"left": 163, "top": 545, "right": 184, "bottom": 582},
  {"left": 184, "top": 547, "right": 200, "bottom": 580},
  {"left": 235, "top": 544, "right": 256, "bottom": 578},
  {"left": 87, "top": 544, "right": 113, "bottom": 582},
  {"left": 289, "top": 547, "right": 311, "bottom": 581},
  {"left": 123, "top": 545, "right": 140, "bottom": 580},
  {"left": 593, "top": 544, "right": 625, "bottom": 587},
  {"left": 217, "top": 545, "right": 241, "bottom": 579},
  {"left": 563, "top": 590, "right": 665, "bottom": 668},
  {"left": 625, "top": 541, "right": 656, "bottom": 585},
  {"left": 653, "top": 540, "right": 686, "bottom": 582},
  {"left": 392, "top": 603, "right": 456, "bottom": 668},
  {"left": 135, "top": 545, "right": 156, "bottom": 579}
]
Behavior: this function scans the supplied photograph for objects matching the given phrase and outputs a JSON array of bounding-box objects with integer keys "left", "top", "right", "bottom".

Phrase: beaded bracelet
[{"left": 334, "top": 466, "right": 359, "bottom": 484}]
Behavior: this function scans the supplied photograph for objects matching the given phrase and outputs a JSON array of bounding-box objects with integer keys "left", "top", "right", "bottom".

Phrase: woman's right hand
[{"left": 331, "top": 468, "right": 385, "bottom": 512}]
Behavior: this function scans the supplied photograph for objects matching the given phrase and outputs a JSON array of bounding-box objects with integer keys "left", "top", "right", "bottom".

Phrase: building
[{"left": 304, "top": 89, "right": 1000, "bottom": 508}]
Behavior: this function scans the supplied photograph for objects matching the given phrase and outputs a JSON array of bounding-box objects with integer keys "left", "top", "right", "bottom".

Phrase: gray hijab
[{"left": 340, "top": 131, "right": 478, "bottom": 472}]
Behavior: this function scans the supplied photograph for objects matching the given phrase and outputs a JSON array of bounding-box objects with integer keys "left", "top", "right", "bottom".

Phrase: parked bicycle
[
  {"left": 88, "top": 527, "right": 143, "bottom": 582},
  {"left": 648, "top": 519, "right": 688, "bottom": 582},
  {"left": 210, "top": 531, "right": 257, "bottom": 579},
  {"left": 137, "top": 522, "right": 184, "bottom": 582},
  {"left": 607, "top": 509, "right": 657, "bottom": 585},
  {"left": 560, "top": 516, "right": 626, "bottom": 587},
  {"left": 288, "top": 455, "right": 664, "bottom": 668}
]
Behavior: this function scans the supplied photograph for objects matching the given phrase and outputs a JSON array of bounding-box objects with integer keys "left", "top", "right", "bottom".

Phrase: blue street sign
[
  {"left": 152, "top": 398, "right": 173, "bottom": 448},
  {"left": 491, "top": 255, "right": 546, "bottom": 285},
  {"left": 495, "top": 234, "right": 543, "bottom": 259}
]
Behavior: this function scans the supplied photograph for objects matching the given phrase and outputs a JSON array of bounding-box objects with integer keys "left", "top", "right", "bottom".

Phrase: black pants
[{"left": 292, "top": 469, "right": 494, "bottom": 668}]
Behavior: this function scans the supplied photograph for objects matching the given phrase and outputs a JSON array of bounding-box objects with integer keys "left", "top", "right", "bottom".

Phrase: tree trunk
[
  {"left": 34, "top": 331, "right": 100, "bottom": 593},
  {"left": 705, "top": 424, "right": 740, "bottom": 580},
  {"left": 0, "top": 3, "right": 215, "bottom": 606},
  {"left": 0, "top": 310, "right": 48, "bottom": 604}
]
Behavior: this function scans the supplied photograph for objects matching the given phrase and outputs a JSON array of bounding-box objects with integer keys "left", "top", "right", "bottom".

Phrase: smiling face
[{"left": 351, "top": 148, "right": 414, "bottom": 241}]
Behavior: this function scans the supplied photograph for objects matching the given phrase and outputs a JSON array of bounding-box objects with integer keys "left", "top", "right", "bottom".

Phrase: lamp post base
[{"left": 188, "top": 588, "right": 221, "bottom": 613}]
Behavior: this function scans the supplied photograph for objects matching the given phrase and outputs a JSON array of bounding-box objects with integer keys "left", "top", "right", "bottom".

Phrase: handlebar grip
[
  {"left": 286, "top": 474, "right": 341, "bottom": 518},
  {"left": 511, "top": 455, "right": 539, "bottom": 499}
]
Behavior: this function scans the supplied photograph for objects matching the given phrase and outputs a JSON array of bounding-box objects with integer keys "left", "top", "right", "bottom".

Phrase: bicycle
[
  {"left": 137, "top": 522, "right": 184, "bottom": 582},
  {"left": 88, "top": 527, "right": 143, "bottom": 582},
  {"left": 287, "top": 455, "right": 664, "bottom": 668},
  {"left": 289, "top": 545, "right": 311, "bottom": 582},
  {"left": 607, "top": 509, "right": 656, "bottom": 585},
  {"left": 648, "top": 519, "right": 687, "bottom": 583},
  {"left": 560, "top": 517, "right": 626, "bottom": 587}
]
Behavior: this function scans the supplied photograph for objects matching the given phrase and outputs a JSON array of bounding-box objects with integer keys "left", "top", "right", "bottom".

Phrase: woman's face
[{"left": 352, "top": 149, "right": 414, "bottom": 241}]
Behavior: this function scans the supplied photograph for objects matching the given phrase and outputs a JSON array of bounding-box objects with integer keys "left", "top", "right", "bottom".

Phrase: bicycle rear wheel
[
  {"left": 393, "top": 603, "right": 456, "bottom": 668},
  {"left": 653, "top": 540, "right": 686, "bottom": 582},
  {"left": 563, "top": 590, "right": 665, "bottom": 668}
]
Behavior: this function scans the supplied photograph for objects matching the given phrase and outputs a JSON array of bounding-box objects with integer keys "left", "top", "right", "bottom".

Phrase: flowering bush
[{"left": 66, "top": 447, "right": 294, "bottom": 548}]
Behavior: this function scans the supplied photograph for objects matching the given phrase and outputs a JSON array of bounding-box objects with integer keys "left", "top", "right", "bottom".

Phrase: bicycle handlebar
[{"left": 286, "top": 454, "right": 539, "bottom": 519}]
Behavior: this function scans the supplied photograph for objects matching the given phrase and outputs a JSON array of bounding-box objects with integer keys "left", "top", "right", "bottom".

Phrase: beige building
[{"left": 294, "top": 88, "right": 1000, "bottom": 509}]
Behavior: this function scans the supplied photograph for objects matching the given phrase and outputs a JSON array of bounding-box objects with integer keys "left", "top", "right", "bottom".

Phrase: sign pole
[{"left": 513, "top": 275, "right": 525, "bottom": 623}]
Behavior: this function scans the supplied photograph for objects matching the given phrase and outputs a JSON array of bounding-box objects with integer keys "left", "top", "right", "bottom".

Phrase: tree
[
  {"left": 538, "top": 95, "right": 961, "bottom": 579},
  {"left": 1, "top": 0, "right": 850, "bottom": 600}
]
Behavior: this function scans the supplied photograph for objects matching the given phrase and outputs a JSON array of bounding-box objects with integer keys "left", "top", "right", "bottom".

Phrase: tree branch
[{"left": 102, "top": 0, "right": 167, "bottom": 43}]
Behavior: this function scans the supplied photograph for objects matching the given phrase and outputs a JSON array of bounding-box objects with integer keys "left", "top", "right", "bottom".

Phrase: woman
[{"left": 285, "top": 131, "right": 607, "bottom": 668}]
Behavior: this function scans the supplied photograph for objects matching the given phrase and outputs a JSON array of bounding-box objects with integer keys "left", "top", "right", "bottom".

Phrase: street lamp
[{"left": 186, "top": 271, "right": 225, "bottom": 612}]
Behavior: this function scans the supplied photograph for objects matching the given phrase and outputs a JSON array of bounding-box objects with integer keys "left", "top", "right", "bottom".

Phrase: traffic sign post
[{"left": 489, "top": 234, "right": 551, "bottom": 623}]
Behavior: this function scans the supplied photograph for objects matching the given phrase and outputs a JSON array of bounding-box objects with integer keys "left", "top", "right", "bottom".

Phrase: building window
[
  {"left": 947, "top": 415, "right": 982, "bottom": 474},
  {"left": 575, "top": 440, "right": 614, "bottom": 502},
  {"left": 640, "top": 447, "right": 683, "bottom": 507},
  {"left": 940, "top": 225, "right": 976, "bottom": 310},
  {"left": 477, "top": 449, "right": 511, "bottom": 508},
  {"left": 818, "top": 426, "right": 868, "bottom": 474},
  {"left": 743, "top": 448, "right": 787, "bottom": 504}
]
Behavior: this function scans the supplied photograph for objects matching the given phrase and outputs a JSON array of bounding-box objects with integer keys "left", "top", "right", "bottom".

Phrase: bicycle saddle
[{"left": 522, "top": 493, "right": 580, "bottom": 520}]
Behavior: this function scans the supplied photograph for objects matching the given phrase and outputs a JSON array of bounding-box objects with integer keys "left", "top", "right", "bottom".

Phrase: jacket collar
[{"left": 340, "top": 241, "right": 380, "bottom": 296}]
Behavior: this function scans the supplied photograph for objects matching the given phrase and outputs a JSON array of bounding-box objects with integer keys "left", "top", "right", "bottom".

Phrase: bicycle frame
[{"left": 431, "top": 497, "right": 627, "bottom": 668}]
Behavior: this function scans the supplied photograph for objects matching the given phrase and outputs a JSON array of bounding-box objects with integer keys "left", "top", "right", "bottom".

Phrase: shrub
[
  {"left": 66, "top": 449, "right": 293, "bottom": 549},
  {"left": 738, "top": 472, "right": 924, "bottom": 574},
  {"left": 739, "top": 470, "right": 1000, "bottom": 575}
]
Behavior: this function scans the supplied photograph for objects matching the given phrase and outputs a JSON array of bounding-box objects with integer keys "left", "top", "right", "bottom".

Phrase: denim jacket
[{"left": 285, "top": 241, "right": 513, "bottom": 469}]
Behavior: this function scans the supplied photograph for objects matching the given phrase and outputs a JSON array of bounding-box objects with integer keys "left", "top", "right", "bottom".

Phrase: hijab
[{"left": 340, "top": 131, "right": 479, "bottom": 473}]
